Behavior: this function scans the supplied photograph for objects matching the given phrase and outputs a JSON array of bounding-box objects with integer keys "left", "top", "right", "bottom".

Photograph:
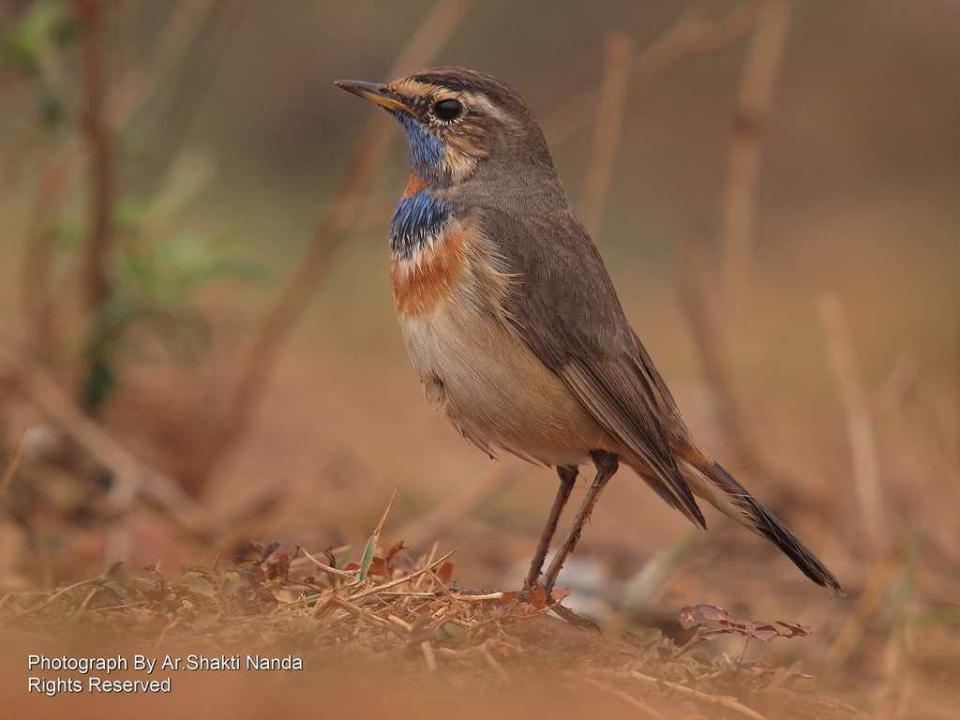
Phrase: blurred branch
[
  {"left": 676, "top": 2, "right": 796, "bottom": 502},
  {"left": 622, "top": 531, "right": 696, "bottom": 612},
  {"left": 581, "top": 33, "right": 633, "bottom": 238},
  {"left": 198, "top": 0, "right": 472, "bottom": 480},
  {"left": 825, "top": 557, "right": 898, "bottom": 669},
  {"left": 819, "top": 294, "right": 887, "bottom": 553},
  {"left": 545, "top": 1, "right": 762, "bottom": 146},
  {"left": 59, "top": 0, "right": 224, "bottom": 173},
  {"left": 105, "top": 0, "right": 225, "bottom": 128},
  {"left": 0, "top": 433, "right": 24, "bottom": 498},
  {"left": 871, "top": 350, "right": 919, "bottom": 418},
  {"left": 676, "top": 237, "right": 804, "bottom": 503},
  {"left": 677, "top": 241, "right": 741, "bottom": 437},
  {"left": 21, "top": 158, "right": 69, "bottom": 362},
  {"left": 135, "top": 0, "right": 237, "bottom": 193},
  {"left": 0, "top": 347, "right": 213, "bottom": 538},
  {"left": 74, "top": 0, "right": 113, "bottom": 317},
  {"left": 722, "top": 0, "right": 793, "bottom": 319},
  {"left": 17, "top": 1, "right": 223, "bottom": 369},
  {"left": 571, "top": 673, "right": 668, "bottom": 720},
  {"left": 612, "top": 669, "right": 769, "bottom": 720}
]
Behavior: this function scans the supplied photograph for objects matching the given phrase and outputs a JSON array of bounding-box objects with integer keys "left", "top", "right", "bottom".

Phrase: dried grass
[{"left": 0, "top": 507, "right": 864, "bottom": 719}]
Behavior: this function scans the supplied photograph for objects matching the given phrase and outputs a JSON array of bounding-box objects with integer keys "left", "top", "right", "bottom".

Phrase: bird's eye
[{"left": 432, "top": 98, "right": 462, "bottom": 121}]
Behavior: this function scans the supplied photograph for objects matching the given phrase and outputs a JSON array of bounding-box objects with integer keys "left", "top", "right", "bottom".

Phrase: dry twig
[
  {"left": 581, "top": 32, "right": 633, "bottom": 237},
  {"left": 676, "top": 1, "right": 796, "bottom": 497},
  {"left": 348, "top": 550, "right": 456, "bottom": 603},
  {"left": 299, "top": 548, "right": 356, "bottom": 579},
  {"left": 569, "top": 673, "right": 667, "bottom": 720},
  {"left": 4, "top": 575, "right": 102, "bottom": 622},
  {"left": 19, "top": 0, "right": 226, "bottom": 368},
  {"left": 0, "top": 432, "right": 24, "bottom": 497},
  {"left": 73, "top": 0, "right": 114, "bottom": 321},
  {"left": 545, "top": 2, "right": 762, "bottom": 145},
  {"left": 819, "top": 293, "right": 886, "bottom": 552},
  {"left": 21, "top": 159, "right": 68, "bottom": 362},
  {"left": 420, "top": 640, "right": 438, "bottom": 672},
  {"left": 0, "top": 524, "right": 847, "bottom": 717},
  {"left": 137, "top": 1, "right": 238, "bottom": 190},
  {"left": 105, "top": 0, "right": 226, "bottom": 128},
  {"left": 825, "top": 557, "right": 897, "bottom": 668},
  {"left": 676, "top": 237, "right": 807, "bottom": 503},
  {"left": 677, "top": 240, "right": 769, "bottom": 467},
  {"left": 615, "top": 669, "right": 769, "bottom": 720},
  {"left": 1, "top": 348, "right": 212, "bottom": 537},
  {"left": 722, "top": 0, "right": 793, "bottom": 319}
]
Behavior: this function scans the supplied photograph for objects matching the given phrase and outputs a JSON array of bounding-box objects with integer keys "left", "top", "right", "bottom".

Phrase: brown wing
[{"left": 480, "top": 204, "right": 706, "bottom": 528}]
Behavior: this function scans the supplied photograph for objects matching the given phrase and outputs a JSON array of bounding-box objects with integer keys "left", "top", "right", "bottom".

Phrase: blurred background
[{"left": 0, "top": 0, "right": 957, "bottom": 714}]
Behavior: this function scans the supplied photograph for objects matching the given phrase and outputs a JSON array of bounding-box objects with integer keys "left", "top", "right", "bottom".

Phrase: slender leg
[
  {"left": 543, "top": 451, "right": 619, "bottom": 598},
  {"left": 524, "top": 465, "right": 578, "bottom": 590}
]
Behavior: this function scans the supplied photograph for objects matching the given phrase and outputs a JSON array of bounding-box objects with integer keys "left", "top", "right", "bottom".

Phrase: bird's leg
[
  {"left": 523, "top": 465, "right": 578, "bottom": 591},
  {"left": 543, "top": 451, "right": 619, "bottom": 599}
]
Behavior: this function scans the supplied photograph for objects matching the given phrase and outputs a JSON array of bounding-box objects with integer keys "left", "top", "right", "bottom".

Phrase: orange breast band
[{"left": 391, "top": 225, "right": 466, "bottom": 317}]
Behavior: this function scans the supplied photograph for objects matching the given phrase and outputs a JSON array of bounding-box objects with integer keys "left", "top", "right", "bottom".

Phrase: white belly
[{"left": 399, "top": 296, "right": 607, "bottom": 466}]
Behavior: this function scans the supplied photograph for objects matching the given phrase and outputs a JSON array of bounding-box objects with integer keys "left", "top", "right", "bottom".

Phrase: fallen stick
[
  {"left": 348, "top": 550, "right": 456, "bottom": 603},
  {"left": 1, "top": 348, "right": 213, "bottom": 537},
  {"left": 568, "top": 672, "right": 667, "bottom": 720},
  {"left": 614, "top": 669, "right": 768, "bottom": 720}
]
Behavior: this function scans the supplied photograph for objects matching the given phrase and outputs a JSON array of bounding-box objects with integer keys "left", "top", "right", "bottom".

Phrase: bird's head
[{"left": 335, "top": 67, "right": 552, "bottom": 186}]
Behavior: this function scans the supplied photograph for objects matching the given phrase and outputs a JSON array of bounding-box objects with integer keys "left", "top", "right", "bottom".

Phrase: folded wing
[{"left": 480, "top": 205, "right": 705, "bottom": 528}]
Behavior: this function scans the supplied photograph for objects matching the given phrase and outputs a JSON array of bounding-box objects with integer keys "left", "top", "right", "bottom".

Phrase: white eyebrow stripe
[{"left": 460, "top": 91, "right": 510, "bottom": 124}]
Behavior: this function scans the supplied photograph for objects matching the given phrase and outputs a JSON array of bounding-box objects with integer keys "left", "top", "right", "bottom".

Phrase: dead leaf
[
  {"left": 272, "top": 588, "right": 302, "bottom": 604},
  {"left": 264, "top": 552, "right": 291, "bottom": 581},
  {"left": 367, "top": 556, "right": 390, "bottom": 577},
  {"left": 385, "top": 540, "right": 406, "bottom": 564},
  {"left": 679, "top": 603, "right": 813, "bottom": 643},
  {"left": 679, "top": 603, "right": 734, "bottom": 629},
  {"left": 437, "top": 561, "right": 454, "bottom": 584}
]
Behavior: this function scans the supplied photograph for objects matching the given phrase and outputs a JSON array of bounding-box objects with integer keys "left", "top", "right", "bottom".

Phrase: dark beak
[{"left": 334, "top": 79, "right": 409, "bottom": 113}]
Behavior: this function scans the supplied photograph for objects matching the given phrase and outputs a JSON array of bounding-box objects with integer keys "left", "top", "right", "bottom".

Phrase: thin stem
[
  {"left": 581, "top": 33, "right": 633, "bottom": 237},
  {"left": 75, "top": 0, "right": 114, "bottom": 316}
]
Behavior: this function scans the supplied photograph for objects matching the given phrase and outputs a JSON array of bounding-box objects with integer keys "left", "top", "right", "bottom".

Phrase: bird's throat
[
  {"left": 399, "top": 114, "right": 444, "bottom": 180},
  {"left": 389, "top": 183, "right": 452, "bottom": 260}
]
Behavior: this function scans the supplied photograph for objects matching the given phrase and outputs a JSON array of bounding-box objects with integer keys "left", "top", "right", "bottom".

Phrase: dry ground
[{"left": 0, "top": 528, "right": 869, "bottom": 720}]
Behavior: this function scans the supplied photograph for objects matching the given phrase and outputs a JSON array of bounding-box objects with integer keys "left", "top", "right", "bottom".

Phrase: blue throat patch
[
  {"left": 390, "top": 190, "right": 452, "bottom": 258},
  {"left": 398, "top": 114, "right": 444, "bottom": 180}
]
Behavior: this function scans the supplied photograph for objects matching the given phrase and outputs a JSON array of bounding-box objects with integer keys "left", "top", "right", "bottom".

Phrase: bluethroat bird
[{"left": 335, "top": 68, "right": 842, "bottom": 598}]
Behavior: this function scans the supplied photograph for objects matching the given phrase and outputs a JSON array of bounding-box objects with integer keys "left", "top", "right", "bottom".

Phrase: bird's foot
[
  {"left": 517, "top": 581, "right": 601, "bottom": 631},
  {"left": 516, "top": 579, "right": 543, "bottom": 605},
  {"left": 549, "top": 602, "right": 602, "bottom": 632}
]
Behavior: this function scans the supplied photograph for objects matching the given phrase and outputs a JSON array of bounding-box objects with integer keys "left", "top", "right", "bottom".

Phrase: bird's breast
[
  {"left": 390, "top": 216, "right": 467, "bottom": 318},
  {"left": 389, "top": 211, "right": 607, "bottom": 466}
]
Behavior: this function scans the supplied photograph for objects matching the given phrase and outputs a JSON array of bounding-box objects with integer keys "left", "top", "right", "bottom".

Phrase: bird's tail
[{"left": 681, "top": 453, "right": 844, "bottom": 595}]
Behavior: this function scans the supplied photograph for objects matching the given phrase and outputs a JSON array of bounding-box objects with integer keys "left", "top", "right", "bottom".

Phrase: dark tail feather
[{"left": 691, "top": 460, "right": 844, "bottom": 595}]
